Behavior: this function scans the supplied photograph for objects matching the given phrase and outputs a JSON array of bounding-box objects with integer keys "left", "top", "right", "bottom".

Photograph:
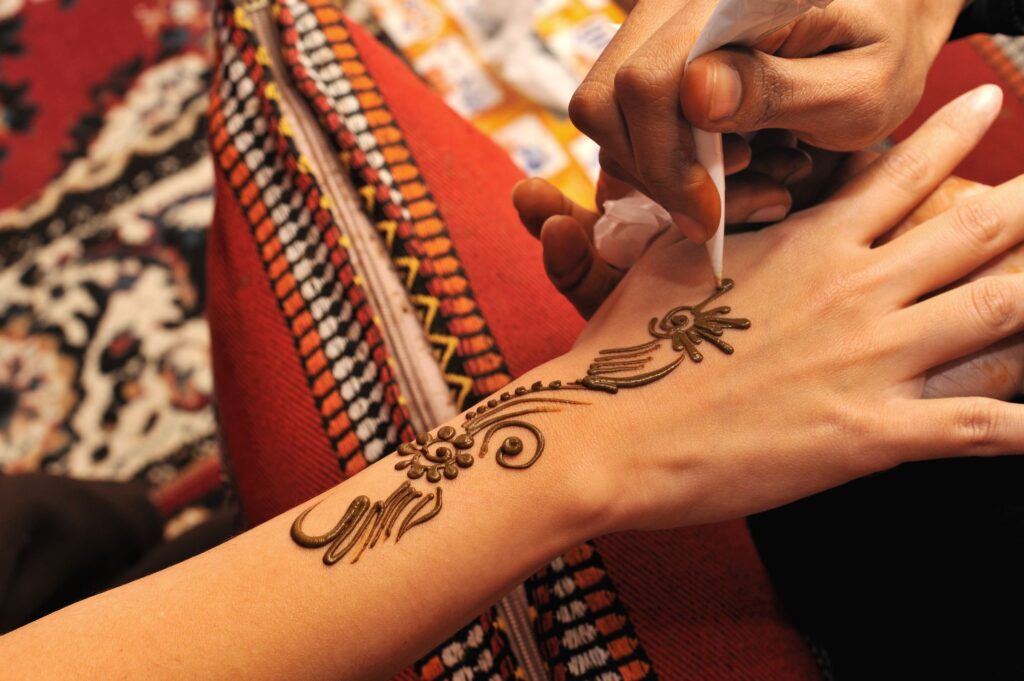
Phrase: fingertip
[
  {"left": 785, "top": 148, "right": 814, "bottom": 185},
  {"left": 541, "top": 214, "right": 622, "bottom": 319},
  {"left": 539, "top": 215, "right": 593, "bottom": 292},
  {"left": 748, "top": 146, "right": 813, "bottom": 186},
  {"left": 671, "top": 212, "right": 710, "bottom": 243},
  {"left": 680, "top": 56, "right": 713, "bottom": 126},
  {"left": 967, "top": 83, "right": 1003, "bottom": 122},
  {"left": 723, "top": 135, "right": 752, "bottom": 175},
  {"left": 513, "top": 177, "right": 563, "bottom": 237},
  {"left": 511, "top": 176, "right": 551, "bottom": 209},
  {"left": 681, "top": 53, "right": 742, "bottom": 130}
]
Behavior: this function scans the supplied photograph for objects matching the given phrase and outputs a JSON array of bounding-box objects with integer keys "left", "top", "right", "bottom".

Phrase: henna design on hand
[{"left": 292, "top": 280, "right": 750, "bottom": 565}]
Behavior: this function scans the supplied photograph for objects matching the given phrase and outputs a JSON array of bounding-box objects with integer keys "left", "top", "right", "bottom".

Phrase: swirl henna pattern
[{"left": 291, "top": 280, "right": 750, "bottom": 566}]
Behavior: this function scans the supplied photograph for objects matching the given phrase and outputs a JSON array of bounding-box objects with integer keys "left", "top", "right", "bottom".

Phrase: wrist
[{"left": 493, "top": 357, "right": 624, "bottom": 543}]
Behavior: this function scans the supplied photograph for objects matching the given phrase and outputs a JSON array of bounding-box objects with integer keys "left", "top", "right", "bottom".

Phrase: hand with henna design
[
  {"left": 563, "top": 85, "right": 1024, "bottom": 530},
  {"left": 515, "top": 91, "right": 1024, "bottom": 406},
  {"left": 8, "top": 87, "right": 1024, "bottom": 681},
  {"left": 291, "top": 85, "right": 1024, "bottom": 548}
]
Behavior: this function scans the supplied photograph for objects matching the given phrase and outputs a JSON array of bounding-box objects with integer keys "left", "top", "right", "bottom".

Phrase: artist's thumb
[{"left": 680, "top": 47, "right": 886, "bottom": 150}]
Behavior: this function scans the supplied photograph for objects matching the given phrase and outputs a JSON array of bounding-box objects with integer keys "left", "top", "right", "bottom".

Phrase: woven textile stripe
[
  {"left": 263, "top": 5, "right": 522, "bottom": 678},
  {"left": 275, "top": 0, "right": 512, "bottom": 410},
  {"left": 529, "top": 543, "right": 654, "bottom": 681},
  {"left": 970, "top": 35, "right": 1024, "bottom": 101},
  {"left": 419, "top": 611, "right": 521, "bottom": 681},
  {"left": 208, "top": 6, "right": 415, "bottom": 478}
]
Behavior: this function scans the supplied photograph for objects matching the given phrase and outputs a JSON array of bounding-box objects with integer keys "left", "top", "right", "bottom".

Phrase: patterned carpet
[
  {"left": 0, "top": 0, "right": 216, "bottom": 489},
  {"left": 0, "top": 0, "right": 1022, "bottom": 495}
]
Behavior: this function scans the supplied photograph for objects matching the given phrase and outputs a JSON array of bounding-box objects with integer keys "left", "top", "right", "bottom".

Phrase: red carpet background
[{"left": 0, "top": 0, "right": 1022, "bottom": 492}]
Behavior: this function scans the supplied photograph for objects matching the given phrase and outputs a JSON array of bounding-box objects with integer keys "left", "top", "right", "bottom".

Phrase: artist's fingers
[
  {"left": 894, "top": 275, "right": 1024, "bottom": 376},
  {"left": 831, "top": 85, "right": 1004, "bottom": 243},
  {"left": 598, "top": 150, "right": 644, "bottom": 195},
  {"left": 786, "top": 147, "right": 861, "bottom": 211},
  {"left": 723, "top": 172, "right": 792, "bottom": 225},
  {"left": 571, "top": 0, "right": 708, "bottom": 176},
  {"left": 878, "top": 175, "right": 1024, "bottom": 303},
  {"left": 540, "top": 215, "right": 623, "bottom": 319},
  {"left": 513, "top": 178, "right": 600, "bottom": 239},
  {"left": 614, "top": 8, "right": 726, "bottom": 240},
  {"left": 572, "top": 2, "right": 721, "bottom": 240},
  {"left": 680, "top": 47, "right": 901, "bottom": 149},
  {"left": 595, "top": 170, "right": 635, "bottom": 209},
  {"left": 747, "top": 146, "right": 813, "bottom": 186},
  {"left": 751, "top": 24, "right": 794, "bottom": 54},
  {"left": 723, "top": 135, "right": 752, "bottom": 175},
  {"left": 598, "top": 147, "right": 708, "bottom": 244},
  {"left": 896, "top": 398, "right": 1024, "bottom": 460}
]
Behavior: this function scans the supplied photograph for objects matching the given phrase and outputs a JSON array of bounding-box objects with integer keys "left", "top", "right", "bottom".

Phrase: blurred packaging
[{"left": 369, "top": 0, "right": 625, "bottom": 209}]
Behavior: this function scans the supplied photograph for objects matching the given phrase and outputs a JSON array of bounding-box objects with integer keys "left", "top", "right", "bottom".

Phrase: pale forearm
[{"left": 0, "top": 361, "right": 605, "bottom": 681}]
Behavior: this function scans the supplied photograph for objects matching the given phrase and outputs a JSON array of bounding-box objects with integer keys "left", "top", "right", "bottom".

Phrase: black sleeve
[{"left": 951, "top": 0, "right": 1024, "bottom": 38}]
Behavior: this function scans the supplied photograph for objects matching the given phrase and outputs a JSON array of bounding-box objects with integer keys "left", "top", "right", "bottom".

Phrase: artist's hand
[
  {"left": 513, "top": 144, "right": 855, "bottom": 320},
  {"left": 570, "top": 0, "right": 965, "bottom": 239},
  {"left": 561, "top": 85, "right": 1024, "bottom": 532}
]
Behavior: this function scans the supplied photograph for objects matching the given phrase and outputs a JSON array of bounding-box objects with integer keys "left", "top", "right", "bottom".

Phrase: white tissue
[
  {"left": 593, "top": 0, "right": 833, "bottom": 269},
  {"left": 593, "top": 192, "right": 673, "bottom": 271}
]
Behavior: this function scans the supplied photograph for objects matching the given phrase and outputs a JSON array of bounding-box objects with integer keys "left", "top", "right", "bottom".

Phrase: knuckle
[
  {"left": 752, "top": 58, "right": 789, "bottom": 126},
  {"left": 969, "top": 278, "right": 1017, "bottom": 334},
  {"left": 613, "top": 61, "right": 667, "bottom": 106},
  {"left": 856, "top": 85, "right": 889, "bottom": 125},
  {"left": 953, "top": 200, "right": 1002, "bottom": 252},
  {"left": 810, "top": 260, "right": 874, "bottom": 313},
  {"left": 878, "top": 146, "right": 930, "bottom": 192},
  {"left": 953, "top": 401, "right": 1000, "bottom": 449},
  {"left": 643, "top": 163, "right": 699, "bottom": 211},
  {"left": 831, "top": 403, "right": 889, "bottom": 473},
  {"left": 568, "top": 81, "right": 614, "bottom": 137}
]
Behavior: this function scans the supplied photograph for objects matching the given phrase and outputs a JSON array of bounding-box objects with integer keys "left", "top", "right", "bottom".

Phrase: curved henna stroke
[{"left": 292, "top": 280, "right": 750, "bottom": 566}]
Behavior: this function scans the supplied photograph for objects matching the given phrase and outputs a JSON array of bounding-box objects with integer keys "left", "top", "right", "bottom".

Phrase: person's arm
[
  {"left": 4, "top": 87, "right": 1024, "bottom": 680},
  {"left": 1, "top": 357, "right": 606, "bottom": 681}
]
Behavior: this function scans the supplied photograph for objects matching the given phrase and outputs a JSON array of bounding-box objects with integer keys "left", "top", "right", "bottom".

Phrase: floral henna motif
[{"left": 292, "top": 280, "right": 750, "bottom": 565}]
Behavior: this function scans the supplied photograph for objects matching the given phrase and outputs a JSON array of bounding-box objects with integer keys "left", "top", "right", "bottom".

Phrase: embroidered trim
[
  {"left": 275, "top": 0, "right": 512, "bottom": 411},
  {"left": 209, "top": 6, "right": 414, "bottom": 477}
]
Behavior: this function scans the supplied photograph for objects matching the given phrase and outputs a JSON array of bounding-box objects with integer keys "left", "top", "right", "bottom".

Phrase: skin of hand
[
  {"left": 558, "top": 85, "right": 1024, "bottom": 531},
  {"left": 516, "top": 86, "right": 1024, "bottom": 402},
  {"left": 569, "top": 0, "right": 967, "bottom": 239}
]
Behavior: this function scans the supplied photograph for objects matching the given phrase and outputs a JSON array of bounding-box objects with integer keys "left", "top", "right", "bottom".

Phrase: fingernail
[
  {"left": 706, "top": 62, "right": 742, "bottom": 122},
  {"left": 968, "top": 84, "right": 1002, "bottom": 115},
  {"left": 671, "top": 212, "right": 709, "bottom": 243},
  {"left": 746, "top": 204, "right": 789, "bottom": 224}
]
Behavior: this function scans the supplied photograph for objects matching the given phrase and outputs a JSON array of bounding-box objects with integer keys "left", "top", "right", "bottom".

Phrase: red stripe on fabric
[
  {"left": 595, "top": 525, "right": 820, "bottom": 680},
  {"left": 207, "top": 165, "right": 344, "bottom": 526}
]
